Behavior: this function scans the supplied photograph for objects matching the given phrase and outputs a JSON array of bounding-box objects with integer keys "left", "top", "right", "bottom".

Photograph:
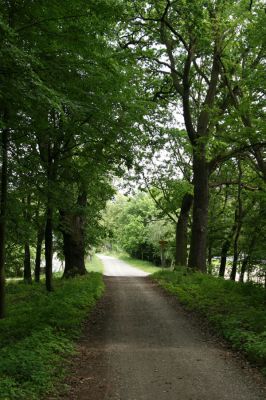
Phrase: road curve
[
  {"left": 99, "top": 254, "right": 150, "bottom": 277},
  {"left": 64, "top": 256, "right": 266, "bottom": 400}
]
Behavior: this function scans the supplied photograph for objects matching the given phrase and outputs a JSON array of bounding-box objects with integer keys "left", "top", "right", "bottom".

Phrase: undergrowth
[
  {"left": 0, "top": 272, "right": 104, "bottom": 400},
  {"left": 153, "top": 270, "right": 266, "bottom": 375}
]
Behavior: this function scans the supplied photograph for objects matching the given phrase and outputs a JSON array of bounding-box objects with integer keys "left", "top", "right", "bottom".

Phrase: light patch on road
[{"left": 98, "top": 254, "right": 150, "bottom": 277}]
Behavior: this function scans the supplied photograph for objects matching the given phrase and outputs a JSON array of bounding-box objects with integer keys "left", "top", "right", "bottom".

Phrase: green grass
[
  {"left": 152, "top": 269, "right": 266, "bottom": 375},
  {"left": 0, "top": 272, "right": 104, "bottom": 399},
  {"left": 117, "top": 254, "right": 163, "bottom": 274},
  {"left": 86, "top": 255, "right": 104, "bottom": 273}
]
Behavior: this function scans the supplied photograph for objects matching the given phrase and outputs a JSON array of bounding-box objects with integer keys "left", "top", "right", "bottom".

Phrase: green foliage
[
  {"left": 153, "top": 270, "right": 266, "bottom": 373},
  {"left": 0, "top": 273, "right": 104, "bottom": 399},
  {"left": 102, "top": 192, "right": 175, "bottom": 263},
  {"left": 86, "top": 255, "right": 104, "bottom": 273}
]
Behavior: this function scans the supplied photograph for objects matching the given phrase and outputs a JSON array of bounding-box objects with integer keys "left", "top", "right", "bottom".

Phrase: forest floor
[{"left": 58, "top": 255, "right": 266, "bottom": 400}]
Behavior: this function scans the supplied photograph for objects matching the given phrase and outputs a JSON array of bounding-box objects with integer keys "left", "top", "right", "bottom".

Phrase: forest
[{"left": 0, "top": 0, "right": 265, "bottom": 399}]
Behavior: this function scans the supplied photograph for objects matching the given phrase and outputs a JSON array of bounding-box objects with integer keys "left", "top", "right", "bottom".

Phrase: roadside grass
[
  {"left": 0, "top": 272, "right": 104, "bottom": 399},
  {"left": 86, "top": 255, "right": 104, "bottom": 273},
  {"left": 117, "top": 254, "right": 163, "bottom": 274},
  {"left": 152, "top": 269, "right": 266, "bottom": 375}
]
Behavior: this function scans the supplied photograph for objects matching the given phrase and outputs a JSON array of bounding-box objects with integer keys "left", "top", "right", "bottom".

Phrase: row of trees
[
  {"left": 104, "top": 183, "right": 266, "bottom": 284},
  {"left": 110, "top": 0, "right": 265, "bottom": 275},
  {"left": 0, "top": 0, "right": 154, "bottom": 318},
  {"left": 1, "top": 0, "right": 265, "bottom": 316}
]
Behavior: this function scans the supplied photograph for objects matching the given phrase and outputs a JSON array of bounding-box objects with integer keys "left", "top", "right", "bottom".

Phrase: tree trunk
[
  {"left": 188, "top": 149, "right": 209, "bottom": 272},
  {"left": 219, "top": 239, "right": 230, "bottom": 277},
  {"left": 61, "top": 192, "right": 87, "bottom": 278},
  {"left": 207, "top": 243, "right": 213, "bottom": 274},
  {"left": 23, "top": 243, "right": 32, "bottom": 283},
  {"left": 0, "top": 127, "right": 8, "bottom": 319},
  {"left": 175, "top": 193, "right": 193, "bottom": 267},
  {"left": 45, "top": 206, "right": 53, "bottom": 291},
  {"left": 230, "top": 236, "right": 241, "bottom": 281},
  {"left": 230, "top": 160, "right": 243, "bottom": 281},
  {"left": 34, "top": 225, "right": 44, "bottom": 283},
  {"left": 239, "top": 232, "right": 256, "bottom": 283},
  {"left": 62, "top": 219, "right": 87, "bottom": 278},
  {"left": 239, "top": 255, "right": 249, "bottom": 283}
]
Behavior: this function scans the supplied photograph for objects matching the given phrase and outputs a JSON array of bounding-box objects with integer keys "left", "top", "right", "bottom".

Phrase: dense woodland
[{"left": 0, "top": 0, "right": 266, "bottom": 319}]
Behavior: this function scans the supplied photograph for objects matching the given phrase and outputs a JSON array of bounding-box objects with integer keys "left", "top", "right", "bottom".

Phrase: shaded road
[{"left": 64, "top": 256, "right": 266, "bottom": 400}]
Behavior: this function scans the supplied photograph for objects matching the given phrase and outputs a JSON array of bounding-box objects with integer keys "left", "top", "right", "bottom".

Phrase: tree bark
[
  {"left": 0, "top": 128, "right": 8, "bottom": 319},
  {"left": 230, "top": 160, "right": 243, "bottom": 281},
  {"left": 34, "top": 225, "right": 44, "bottom": 283},
  {"left": 219, "top": 239, "right": 230, "bottom": 277},
  {"left": 175, "top": 193, "right": 193, "bottom": 267},
  {"left": 23, "top": 243, "right": 32, "bottom": 283},
  {"left": 239, "top": 255, "right": 249, "bottom": 283},
  {"left": 239, "top": 230, "right": 257, "bottom": 283},
  {"left": 61, "top": 192, "right": 87, "bottom": 278},
  {"left": 207, "top": 243, "right": 213, "bottom": 274},
  {"left": 188, "top": 148, "right": 209, "bottom": 272}
]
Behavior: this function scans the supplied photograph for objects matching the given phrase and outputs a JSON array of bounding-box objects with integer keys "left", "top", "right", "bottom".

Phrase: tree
[{"left": 121, "top": 0, "right": 265, "bottom": 272}]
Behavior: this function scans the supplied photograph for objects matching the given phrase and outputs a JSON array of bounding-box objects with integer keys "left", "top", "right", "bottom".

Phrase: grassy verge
[
  {"left": 117, "top": 254, "right": 163, "bottom": 274},
  {"left": 0, "top": 272, "right": 104, "bottom": 399},
  {"left": 153, "top": 269, "right": 266, "bottom": 375},
  {"left": 86, "top": 255, "right": 104, "bottom": 273}
]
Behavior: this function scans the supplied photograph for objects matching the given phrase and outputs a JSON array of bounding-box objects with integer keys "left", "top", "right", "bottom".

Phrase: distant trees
[{"left": 103, "top": 193, "right": 175, "bottom": 264}]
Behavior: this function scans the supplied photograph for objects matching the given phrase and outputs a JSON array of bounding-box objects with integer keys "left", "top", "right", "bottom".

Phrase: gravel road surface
[{"left": 63, "top": 256, "right": 266, "bottom": 400}]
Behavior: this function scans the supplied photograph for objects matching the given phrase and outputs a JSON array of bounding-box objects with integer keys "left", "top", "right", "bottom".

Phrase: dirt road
[{"left": 64, "top": 256, "right": 266, "bottom": 400}]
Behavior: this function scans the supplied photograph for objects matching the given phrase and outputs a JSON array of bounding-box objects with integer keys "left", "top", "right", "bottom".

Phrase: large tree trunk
[
  {"left": 175, "top": 193, "right": 193, "bottom": 267},
  {"left": 23, "top": 243, "right": 32, "bottom": 283},
  {"left": 0, "top": 127, "right": 8, "bottom": 319},
  {"left": 62, "top": 220, "right": 87, "bottom": 278},
  {"left": 188, "top": 149, "right": 209, "bottom": 272},
  {"left": 61, "top": 192, "right": 87, "bottom": 278},
  {"left": 34, "top": 225, "right": 44, "bottom": 283}
]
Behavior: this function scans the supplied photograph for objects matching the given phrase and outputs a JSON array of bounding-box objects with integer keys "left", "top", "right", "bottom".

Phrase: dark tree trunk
[
  {"left": 239, "top": 233, "right": 256, "bottom": 283},
  {"left": 43, "top": 142, "right": 57, "bottom": 292},
  {"left": 61, "top": 192, "right": 87, "bottom": 278},
  {"left": 230, "top": 239, "right": 240, "bottom": 281},
  {"left": 23, "top": 195, "right": 32, "bottom": 284},
  {"left": 207, "top": 243, "right": 213, "bottom": 274},
  {"left": 188, "top": 149, "right": 209, "bottom": 272},
  {"left": 23, "top": 243, "right": 32, "bottom": 283},
  {"left": 175, "top": 193, "right": 193, "bottom": 267},
  {"left": 230, "top": 160, "right": 243, "bottom": 281},
  {"left": 0, "top": 128, "right": 8, "bottom": 319},
  {"left": 230, "top": 253, "right": 238, "bottom": 281},
  {"left": 239, "top": 256, "right": 249, "bottom": 283},
  {"left": 219, "top": 239, "right": 230, "bottom": 277},
  {"left": 45, "top": 205, "right": 53, "bottom": 291},
  {"left": 34, "top": 225, "right": 44, "bottom": 283},
  {"left": 62, "top": 222, "right": 87, "bottom": 278}
]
